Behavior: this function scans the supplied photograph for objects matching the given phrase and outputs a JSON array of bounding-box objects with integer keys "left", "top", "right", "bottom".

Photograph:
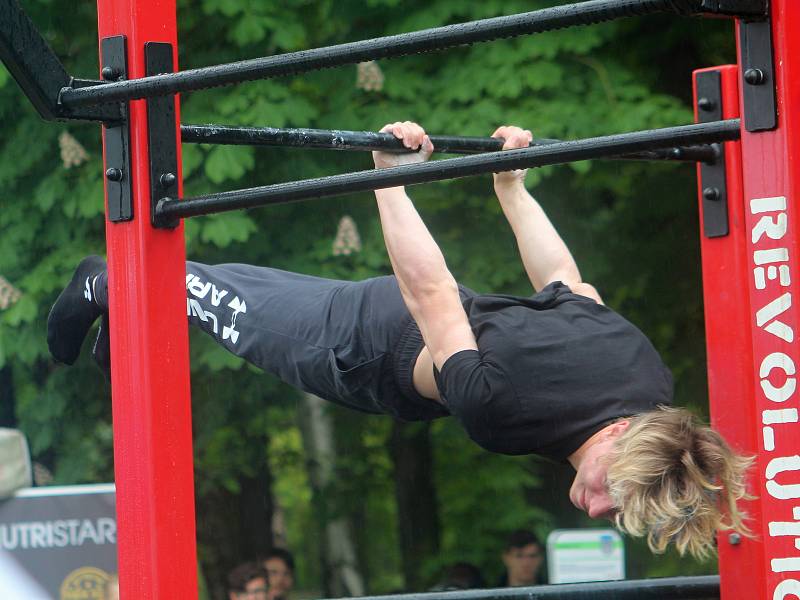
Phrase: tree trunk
[
  {"left": 0, "top": 366, "right": 16, "bottom": 428},
  {"left": 524, "top": 458, "right": 584, "bottom": 529},
  {"left": 389, "top": 420, "right": 440, "bottom": 592},
  {"left": 298, "top": 393, "right": 366, "bottom": 597},
  {"left": 196, "top": 448, "right": 274, "bottom": 600}
]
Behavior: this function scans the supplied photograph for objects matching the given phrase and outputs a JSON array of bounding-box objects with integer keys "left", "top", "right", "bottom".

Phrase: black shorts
[{"left": 185, "top": 262, "right": 450, "bottom": 421}]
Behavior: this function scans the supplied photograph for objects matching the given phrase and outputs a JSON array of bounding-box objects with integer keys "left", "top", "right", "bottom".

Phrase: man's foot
[{"left": 46, "top": 256, "right": 107, "bottom": 365}]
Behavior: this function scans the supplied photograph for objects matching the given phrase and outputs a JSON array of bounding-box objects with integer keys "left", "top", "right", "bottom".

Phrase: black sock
[
  {"left": 46, "top": 255, "right": 108, "bottom": 365},
  {"left": 93, "top": 271, "right": 108, "bottom": 311}
]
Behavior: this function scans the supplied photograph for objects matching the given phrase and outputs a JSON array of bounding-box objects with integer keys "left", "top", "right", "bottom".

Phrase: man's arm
[
  {"left": 492, "top": 126, "right": 603, "bottom": 304},
  {"left": 373, "top": 122, "right": 478, "bottom": 368}
]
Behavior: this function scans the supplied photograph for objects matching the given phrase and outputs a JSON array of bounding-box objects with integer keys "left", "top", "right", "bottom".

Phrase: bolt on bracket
[
  {"left": 101, "top": 36, "right": 133, "bottom": 223},
  {"left": 696, "top": 69, "right": 729, "bottom": 238}
]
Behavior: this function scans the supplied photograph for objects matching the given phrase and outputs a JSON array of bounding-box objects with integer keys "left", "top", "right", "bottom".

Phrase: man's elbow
[{"left": 401, "top": 274, "right": 460, "bottom": 311}]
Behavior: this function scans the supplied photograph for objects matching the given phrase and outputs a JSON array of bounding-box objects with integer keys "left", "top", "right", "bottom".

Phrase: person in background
[
  {"left": 227, "top": 561, "right": 270, "bottom": 600},
  {"left": 430, "top": 562, "right": 486, "bottom": 591},
  {"left": 103, "top": 573, "right": 119, "bottom": 600},
  {"left": 260, "top": 548, "right": 295, "bottom": 600},
  {"left": 499, "top": 530, "right": 545, "bottom": 586}
]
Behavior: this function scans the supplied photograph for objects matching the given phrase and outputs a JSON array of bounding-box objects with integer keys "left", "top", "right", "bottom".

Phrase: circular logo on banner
[{"left": 60, "top": 566, "right": 109, "bottom": 600}]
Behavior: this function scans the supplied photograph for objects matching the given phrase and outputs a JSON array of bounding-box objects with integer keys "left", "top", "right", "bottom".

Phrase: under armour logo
[
  {"left": 84, "top": 277, "right": 92, "bottom": 302},
  {"left": 223, "top": 296, "right": 247, "bottom": 344}
]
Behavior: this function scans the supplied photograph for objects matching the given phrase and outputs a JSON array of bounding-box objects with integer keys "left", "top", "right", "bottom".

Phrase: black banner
[{"left": 0, "top": 484, "right": 117, "bottom": 599}]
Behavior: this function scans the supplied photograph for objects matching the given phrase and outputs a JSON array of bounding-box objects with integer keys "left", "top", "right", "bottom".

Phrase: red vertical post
[
  {"left": 694, "top": 64, "right": 765, "bottom": 599},
  {"left": 95, "top": 0, "right": 197, "bottom": 598},
  {"left": 735, "top": 1, "right": 800, "bottom": 598},
  {"left": 700, "top": 2, "right": 800, "bottom": 599}
]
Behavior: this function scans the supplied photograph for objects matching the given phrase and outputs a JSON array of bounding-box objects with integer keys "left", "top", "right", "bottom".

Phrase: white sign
[{"left": 546, "top": 528, "right": 624, "bottom": 584}]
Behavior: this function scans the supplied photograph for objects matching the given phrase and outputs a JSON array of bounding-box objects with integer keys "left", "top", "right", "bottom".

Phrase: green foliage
[
  {"left": 430, "top": 419, "right": 548, "bottom": 582},
  {"left": 0, "top": 0, "right": 735, "bottom": 592},
  {"left": 204, "top": 145, "right": 255, "bottom": 183},
  {"left": 198, "top": 212, "right": 257, "bottom": 247}
]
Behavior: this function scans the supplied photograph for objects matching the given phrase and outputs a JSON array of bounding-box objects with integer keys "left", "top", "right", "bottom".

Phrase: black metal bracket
[
  {"left": 693, "top": 0, "right": 766, "bottom": 16},
  {"left": 101, "top": 36, "right": 133, "bottom": 222},
  {"left": 695, "top": 70, "right": 728, "bottom": 238},
  {"left": 739, "top": 18, "right": 777, "bottom": 132},
  {"left": 145, "top": 42, "right": 180, "bottom": 229},
  {"left": 0, "top": 0, "right": 120, "bottom": 122}
]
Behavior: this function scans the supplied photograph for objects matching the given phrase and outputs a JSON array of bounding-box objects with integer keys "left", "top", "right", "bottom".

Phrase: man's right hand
[
  {"left": 491, "top": 125, "right": 533, "bottom": 189},
  {"left": 373, "top": 121, "right": 434, "bottom": 169}
]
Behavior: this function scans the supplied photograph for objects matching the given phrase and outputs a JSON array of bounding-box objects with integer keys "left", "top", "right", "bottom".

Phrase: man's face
[
  {"left": 569, "top": 434, "right": 618, "bottom": 521},
  {"left": 502, "top": 543, "right": 543, "bottom": 585},
  {"left": 264, "top": 558, "right": 294, "bottom": 599}
]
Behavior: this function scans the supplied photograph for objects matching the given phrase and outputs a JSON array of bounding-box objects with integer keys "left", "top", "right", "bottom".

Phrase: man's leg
[
  {"left": 47, "top": 259, "right": 398, "bottom": 414},
  {"left": 182, "top": 262, "right": 394, "bottom": 413}
]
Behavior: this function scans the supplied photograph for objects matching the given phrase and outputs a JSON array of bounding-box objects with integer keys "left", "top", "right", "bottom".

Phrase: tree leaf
[{"left": 204, "top": 145, "right": 254, "bottom": 183}]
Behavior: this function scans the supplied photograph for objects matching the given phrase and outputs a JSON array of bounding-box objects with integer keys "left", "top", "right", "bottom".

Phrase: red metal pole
[
  {"left": 694, "top": 64, "right": 765, "bottom": 599},
  {"left": 736, "top": 1, "right": 800, "bottom": 597},
  {"left": 699, "top": 2, "right": 800, "bottom": 598},
  {"left": 95, "top": 0, "right": 197, "bottom": 598}
]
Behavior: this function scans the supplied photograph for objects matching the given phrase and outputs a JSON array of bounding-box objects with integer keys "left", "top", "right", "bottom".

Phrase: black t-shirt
[{"left": 434, "top": 282, "right": 673, "bottom": 461}]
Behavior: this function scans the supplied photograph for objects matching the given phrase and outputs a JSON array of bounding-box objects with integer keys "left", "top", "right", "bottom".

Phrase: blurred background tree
[{"left": 0, "top": 0, "right": 735, "bottom": 598}]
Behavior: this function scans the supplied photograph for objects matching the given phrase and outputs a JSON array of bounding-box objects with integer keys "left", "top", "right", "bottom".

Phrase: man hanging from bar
[{"left": 47, "top": 121, "right": 752, "bottom": 561}]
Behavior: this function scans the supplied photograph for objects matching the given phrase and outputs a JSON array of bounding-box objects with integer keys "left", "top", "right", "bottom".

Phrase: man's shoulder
[{"left": 467, "top": 280, "right": 595, "bottom": 311}]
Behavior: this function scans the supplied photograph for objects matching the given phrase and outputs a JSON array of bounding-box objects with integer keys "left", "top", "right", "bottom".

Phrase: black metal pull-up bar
[
  {"left": 180, "top": 124, "right": 719, "bottom": 163},
  {"left": 321, "top": 575, "right": 720, "bottom": 600},
  {"left": 156, "top": 119, "right": 740, "bottom": 225},
  {"left": 56, "top": 0, "right": 765, "bottom": 109}
]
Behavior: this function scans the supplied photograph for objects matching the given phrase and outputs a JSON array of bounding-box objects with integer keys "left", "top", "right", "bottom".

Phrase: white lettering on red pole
[
  {"left": 760, "top": 352, "right": 797, "bottom": 402},
  {"left": 750, "top": 197, "right": 800, "bottom": 586},
  {"left": 763, "top": 409, "right": 799, "bottom": 452},
  {"left": 766, "top": 456, "right": 800, "bottom": 499},
  {"left": 757, "top": 296, "right": 794, "bottom": 343},
  {"left": 774, "top": 578, "right": 800, "bottom": 599}
]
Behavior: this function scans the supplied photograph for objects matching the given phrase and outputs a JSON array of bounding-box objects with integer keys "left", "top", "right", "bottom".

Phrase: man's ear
[{"left": 605, "top": 419, "right": 630, "bottom": 440}]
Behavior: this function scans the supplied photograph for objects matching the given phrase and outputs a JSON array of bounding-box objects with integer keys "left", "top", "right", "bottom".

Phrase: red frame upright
[
  {"left": 699, "top": 1, "right": 800, "bottom": 598},
  {"left": 96, "top": 0, "right": 197, "bottom": 598},
  {"left": 694, "top": 64, "right": 763, "bottom": 599}
]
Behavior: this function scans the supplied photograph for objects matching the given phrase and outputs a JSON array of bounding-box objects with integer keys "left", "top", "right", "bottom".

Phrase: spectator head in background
[
  {"left": 228, "top": 562, "right": 270, "bottom": 600},
  {"left": 430, "top": 562, "right": 486, "bottom": 591},
  {"left": 501, "top": 530, "right": 544, "bottom": 586},
  {"left": 260, "top": 548, "right": 295, "bottom": 600},
  {"left": 103, "top": 573, "right": 119, "bottom": 600}
]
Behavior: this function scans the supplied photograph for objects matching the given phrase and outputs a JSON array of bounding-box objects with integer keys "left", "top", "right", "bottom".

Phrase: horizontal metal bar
[
  {"left": 631, "top": 143, "right": 720, "bottom": 162},
  {"left": 156, "top": 119, "right": 740, "bottom": 224},
  {"left": 179, "top": 124, "right": 719, "bottom": 163},
  {"left": 320, "top": 576, "right": 720, "bottom": 600},
  {"left": 59, "top": 0, "right": 726, "bottom": 109},
  {"left": 180, "top": 124, "right": 508, "bottom": 153}
]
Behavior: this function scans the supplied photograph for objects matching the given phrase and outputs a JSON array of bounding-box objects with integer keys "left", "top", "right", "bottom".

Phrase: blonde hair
[{"left": 606, "top": 407, "right": 754, "bottom": 560}]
